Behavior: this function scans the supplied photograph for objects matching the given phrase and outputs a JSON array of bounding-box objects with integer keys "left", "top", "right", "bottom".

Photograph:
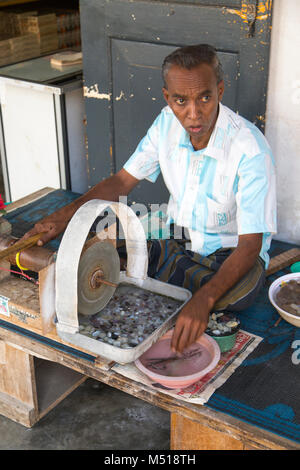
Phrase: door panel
[
  {"left": 80, "top": 0, "right": 273, "bottom": 205},
  {"left": 112, "top": 39, "right": 239, "bottom": 204}
]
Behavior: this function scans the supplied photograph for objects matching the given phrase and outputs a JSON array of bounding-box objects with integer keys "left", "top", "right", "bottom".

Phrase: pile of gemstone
[
  {"left": 78, "top": 285, "right": 183, "bottom": 349},
  {"left": 205, "top": 312, "right": 240, "bottom": 337}
]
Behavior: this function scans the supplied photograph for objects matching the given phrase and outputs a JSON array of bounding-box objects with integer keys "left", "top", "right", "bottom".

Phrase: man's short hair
[{"left": 162, "top": 44, "right": 224, "bottom": 88}]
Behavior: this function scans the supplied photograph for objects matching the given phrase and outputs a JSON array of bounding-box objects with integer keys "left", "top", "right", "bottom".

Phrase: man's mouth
[{"left": 188, "top": 125, "right": 203, "bottom": 134}]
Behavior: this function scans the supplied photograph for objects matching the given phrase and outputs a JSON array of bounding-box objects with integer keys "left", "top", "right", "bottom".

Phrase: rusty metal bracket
[
  {"left": 225, "top": 1, "right": 261, "bottom": 38},
  {"left": 244, "top": 0, "right": 259, "bottom": 38},
  {"left": 254, "top": 113, "right": 266, "bottom": 130}
]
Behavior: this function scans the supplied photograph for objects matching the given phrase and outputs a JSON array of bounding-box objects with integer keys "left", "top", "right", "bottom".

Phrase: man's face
[{"left": 162, "top": 63, "right": 224, "bottom": 150}]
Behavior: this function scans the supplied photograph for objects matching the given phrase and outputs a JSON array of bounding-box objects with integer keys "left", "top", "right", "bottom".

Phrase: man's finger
[
  {"left": 176, "top": 323, "right": 192, "bottom": 354},
  {"left": 21, "top": 230, "right": 35, "bottom": 241},
  {"left": 185, "top": 326, "right": 198, "bottom": 350},
  {"left": 36, "top": 230, "right": 55, "bottom": 246},
  {"left": 171, "top": 321, "right": 184, "bottom": 353},
  {"left": 187, "top": 322, "right": 206, "bottom": 348},
  {"left": 20, "top": 224, "right": 50, "bottom": 246}
]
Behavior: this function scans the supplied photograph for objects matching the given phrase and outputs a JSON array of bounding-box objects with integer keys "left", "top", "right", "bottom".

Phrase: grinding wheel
[{"left": 77, "top": 241, "right": 120, "bottom": 315}]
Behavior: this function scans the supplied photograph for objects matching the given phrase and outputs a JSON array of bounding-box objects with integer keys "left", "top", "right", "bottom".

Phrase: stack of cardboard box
[
  {"left": 56, "top": 10, "right": 81, "bottom": 49},
  {"left": 0, "top": 12, "right": 40, "bottom": 66},
  {"left": 0, "top": 8, "right": 80, "bottom": 68},
  {"left": 14, "top": 12, "right": 59, "bottom": 54}
]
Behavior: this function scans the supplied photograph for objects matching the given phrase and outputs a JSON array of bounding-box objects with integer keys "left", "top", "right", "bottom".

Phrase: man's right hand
[{"left": 21, "top": 216, "right": 68, "bottom": 246}]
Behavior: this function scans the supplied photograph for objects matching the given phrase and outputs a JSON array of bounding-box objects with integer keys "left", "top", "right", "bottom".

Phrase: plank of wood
[
  {"left": 170, "top": 413, "right": 244, "bottom": 450},
  {"left": 94, "top": 356, "right": 116, "bottom": 371},
  {"left": 0, "top": 341, "right": 39, "bottom": 427},
  {"left": 0, "top": 276, "right": 41, "bottom": 329},
  {"left": 0, "top": 389, "right": 37, "bottom": 427},
  {"left": 266, "top": 248, "right": 300, "bottom": 276},
  {"left": 4, "top": 187, "right": 56, "bottom": 214},
  {"left": 0, "top": 343, "right": 38, "bottom": 409},
  {"left": 0, "top": 339, "right": 5, "bottom": 364},
  {"left": 39, "top": 262, "right": 56, "bottom": 335}
]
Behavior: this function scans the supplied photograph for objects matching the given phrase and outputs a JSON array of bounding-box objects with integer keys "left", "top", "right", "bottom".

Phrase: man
[{"left": 23, "top": 44, "right": 276, "bottom": 354}]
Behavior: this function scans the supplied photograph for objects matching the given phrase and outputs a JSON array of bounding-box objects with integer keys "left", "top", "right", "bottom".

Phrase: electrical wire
[{"left": 0, "top": 265, "right": 39, "bottom": 285}]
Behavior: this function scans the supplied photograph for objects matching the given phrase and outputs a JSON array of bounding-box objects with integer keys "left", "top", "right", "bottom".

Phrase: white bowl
[{"left": 268, "top": 273, "right": 300, "bottom": 327}]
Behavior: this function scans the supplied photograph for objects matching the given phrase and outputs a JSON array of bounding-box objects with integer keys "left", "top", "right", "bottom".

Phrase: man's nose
[{"left": 187, "top": 101, "right": 201, "bottom": 120}]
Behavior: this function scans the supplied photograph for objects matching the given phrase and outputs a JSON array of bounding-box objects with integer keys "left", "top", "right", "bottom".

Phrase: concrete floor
[{"left": 0, "top": 378, "right": 170, "bottom": 450}]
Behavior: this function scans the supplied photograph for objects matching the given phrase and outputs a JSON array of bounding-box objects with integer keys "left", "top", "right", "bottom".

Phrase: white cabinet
[{"left": 0, "top": 53, "right": 87, "bottom": 202}]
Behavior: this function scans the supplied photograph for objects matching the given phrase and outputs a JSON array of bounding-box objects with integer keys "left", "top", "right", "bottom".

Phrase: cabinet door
[{"left": 80, "top": 0, "right": 273, "bottom": 205}]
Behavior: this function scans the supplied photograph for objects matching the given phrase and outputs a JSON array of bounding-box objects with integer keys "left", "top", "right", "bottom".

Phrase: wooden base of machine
[
  {"left": 171, "top": 414, "right": 244, "bottom": 450},
  {"left": 0, "top": 339, "right": 86, "bottom": 427},
  {"left": 170, "top": 413, "right": 283, "bottom": 450}
]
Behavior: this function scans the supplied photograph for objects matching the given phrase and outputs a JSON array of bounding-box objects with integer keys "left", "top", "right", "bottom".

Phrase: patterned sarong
[{"left": 146, "top": 239, "right": 265, "bottom": 311}]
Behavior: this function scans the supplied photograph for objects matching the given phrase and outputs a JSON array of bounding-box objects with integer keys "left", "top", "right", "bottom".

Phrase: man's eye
[
  {"left": 202, "top": 96, "right": 210, "bottom": 103},
  {"left": 175, "top": 98, "right": 185, "bottom": 105}
]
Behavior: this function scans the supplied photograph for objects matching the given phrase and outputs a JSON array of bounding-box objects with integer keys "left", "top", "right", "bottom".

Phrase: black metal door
[{"left": 80, "top": 0, "right": 273, "bottom": 205}]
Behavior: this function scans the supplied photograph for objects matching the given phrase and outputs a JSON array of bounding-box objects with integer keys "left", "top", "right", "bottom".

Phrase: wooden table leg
[
  {"left": 0, "top": 339, "right": 39, "bottom": 427},
  {"left": 0, "top": 335, "right": 87, "bottom": 428},
  {"left": 170, "top": 413, "right": 245, "bottom": 450}
]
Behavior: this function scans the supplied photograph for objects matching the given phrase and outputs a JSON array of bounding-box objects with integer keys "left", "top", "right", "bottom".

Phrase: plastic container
[
  {"left": 291, "top": 262, "right": 300, "bottom": 273},
  {"left": 208, "top": 330, "right": 239, "bottom": 353},
  {"left": 269, "top": 272, "right": 300, "bottom": 328},
  {"left": 205, "top": 312, "right": 240, "bottom": 353},
  {"left": 135, "top": 329, "right": 220, "bottom": 389}
]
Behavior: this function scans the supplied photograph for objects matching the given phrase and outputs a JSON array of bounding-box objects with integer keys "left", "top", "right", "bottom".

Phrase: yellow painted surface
[{"left": 226, "top": 1, "right": 272, "bottom": 23}]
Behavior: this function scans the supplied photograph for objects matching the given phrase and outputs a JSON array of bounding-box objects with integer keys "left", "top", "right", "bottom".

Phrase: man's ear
[
  {"left": 218, "top": 80, "right": 225, "bottom": 102},
  {"left": 162, "top": 87, "right": 169, "bottom": 104}
]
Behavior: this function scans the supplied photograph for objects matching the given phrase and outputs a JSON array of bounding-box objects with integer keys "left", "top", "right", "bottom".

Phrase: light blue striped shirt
[{"left": 124, "top": 103, "right": 277, "bottom": 267}]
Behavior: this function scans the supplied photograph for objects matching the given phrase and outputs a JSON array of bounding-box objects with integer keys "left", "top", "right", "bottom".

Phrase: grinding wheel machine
[{"left": 0, "top": 199, "right": 191, "bottom": 364}]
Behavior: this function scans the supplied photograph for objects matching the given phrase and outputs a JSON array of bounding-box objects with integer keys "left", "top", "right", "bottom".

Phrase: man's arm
[
  {"left": 22, "top": 169, "right": 139, "bottom": 246},
  {"left": 171, "top": 232, "right": 263, "bottom": 353}
]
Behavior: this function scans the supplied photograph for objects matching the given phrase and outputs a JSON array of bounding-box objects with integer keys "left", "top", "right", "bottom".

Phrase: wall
[{"left": 265, "top": 0, "right": 300, "bottom": 244}]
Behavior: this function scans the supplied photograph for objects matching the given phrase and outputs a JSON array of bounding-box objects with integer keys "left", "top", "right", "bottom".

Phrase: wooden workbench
[
  {"left": 1, "top": 188, "right": 300, "bottom": 450},
  {"left": 0, "top": 323, "right": 299, "bottom": 450}
]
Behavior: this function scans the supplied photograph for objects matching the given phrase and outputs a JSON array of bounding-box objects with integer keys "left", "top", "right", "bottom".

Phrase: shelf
[{"left": 34, "top": 357, "right": 86, "bottom": 418}]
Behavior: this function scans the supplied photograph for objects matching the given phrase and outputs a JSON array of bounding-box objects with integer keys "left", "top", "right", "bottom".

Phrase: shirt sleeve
[
  {"left": 123, "top": 114, "right": 161, "bottom": 183},
  {"left": 235, "top": 151, "right": 277, "bottom": 235}
]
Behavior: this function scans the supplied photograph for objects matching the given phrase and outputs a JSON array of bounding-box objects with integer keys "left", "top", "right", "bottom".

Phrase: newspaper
[{"left": 111, "top": 330, "right": 263, "bottom": 404}]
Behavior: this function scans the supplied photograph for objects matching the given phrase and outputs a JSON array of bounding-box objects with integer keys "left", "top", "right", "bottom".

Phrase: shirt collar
[{"left": 178, "top": 102, "right": 230, "bottom": 161}]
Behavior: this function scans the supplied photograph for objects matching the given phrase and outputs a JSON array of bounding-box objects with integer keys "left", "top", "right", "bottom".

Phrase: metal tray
[{"left": 56, "top": 272, "right": 191, "bottom": 364}]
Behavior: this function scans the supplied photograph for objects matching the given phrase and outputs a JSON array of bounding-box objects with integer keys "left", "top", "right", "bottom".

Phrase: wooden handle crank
[{"left": 0, "top": 233, "right": 45, "bottom": 261}]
